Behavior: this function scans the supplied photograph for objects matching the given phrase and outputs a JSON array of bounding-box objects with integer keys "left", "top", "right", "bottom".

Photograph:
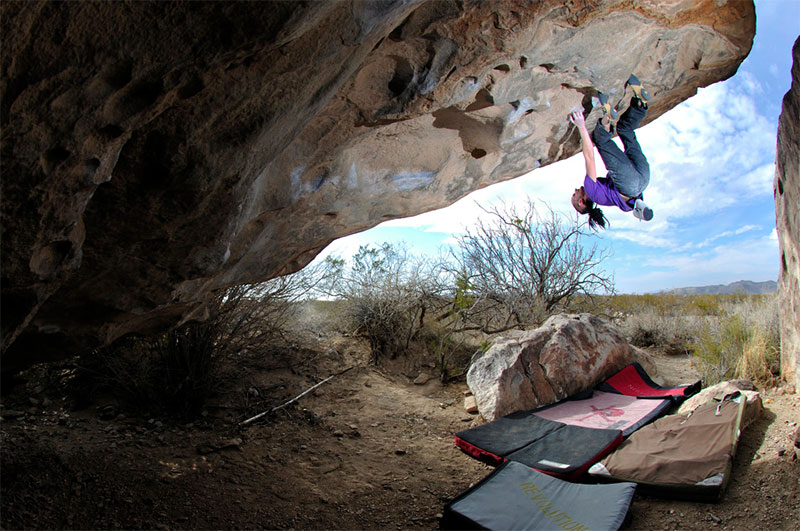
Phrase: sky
[{"left": 313, "top": 0, "right": 799, "bottom": 294}]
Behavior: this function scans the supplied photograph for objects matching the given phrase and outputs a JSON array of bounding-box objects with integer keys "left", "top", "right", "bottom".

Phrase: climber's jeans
[{"left": 592, "top": 98, "right": 650, "bottom": 199}]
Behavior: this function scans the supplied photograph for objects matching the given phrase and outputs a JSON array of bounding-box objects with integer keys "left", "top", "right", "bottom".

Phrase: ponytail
[{"left": 585, "top": 200, "right": 609, "bottom": 230}]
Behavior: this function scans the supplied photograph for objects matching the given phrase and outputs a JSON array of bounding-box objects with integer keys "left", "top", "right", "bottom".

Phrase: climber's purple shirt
[{"left": 583, "top": 175, "right": 634, "bottom": 212}]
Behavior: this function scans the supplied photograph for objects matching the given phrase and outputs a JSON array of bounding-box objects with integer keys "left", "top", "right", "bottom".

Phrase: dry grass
[
  {"left": 303, "top": 292, "right": 783, "bottom": 387},
  {"left": 698, "top": 295, "right": 781, "bottom": 386},
  {"left": 734, "top": 326, "right": 781, "bottom": 387},
  {"left": 601, "top": 293, "right": 781, "bottom": 387}
]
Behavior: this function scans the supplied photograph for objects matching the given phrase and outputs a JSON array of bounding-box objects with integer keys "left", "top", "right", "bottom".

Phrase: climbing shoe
[
  {"left": 597, "top": 92, "right": 619, "bottom": 132},
  {"left": 626, "top": 74, "right": 649, "bottom": 106},
  {"left": 632, "top": 198, "right": 654, "bottom": 221}
]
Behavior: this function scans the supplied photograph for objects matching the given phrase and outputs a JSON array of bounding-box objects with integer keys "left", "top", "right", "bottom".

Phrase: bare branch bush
[
  {"left": 72, "top": 263, "right": 329, "bottom": 418},
  {"left": 420, "top": 268, "right": 489, "bottom": 381},
  {"left": 212, "top": 268, "right": 321, "bottom": 358},
  {"left": 321, "top": 243, "right": 448, "bottom": 361},
  {"left": 444, "top": 199, "right": 614, "bottom": 333}
]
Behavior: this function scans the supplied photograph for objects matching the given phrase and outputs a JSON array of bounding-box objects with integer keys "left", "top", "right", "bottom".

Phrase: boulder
[
  {"left": 775, "top": 37, "right": 800, "bottom": 389},
  {"left": 0, "top": 1, "right": 755, "bottom": 371},
  {"left": 677, "top": 380, "right": 762, "bottom": 429},
  {"left": 466, "top": 314, "right": 636, "bottom": 421}
]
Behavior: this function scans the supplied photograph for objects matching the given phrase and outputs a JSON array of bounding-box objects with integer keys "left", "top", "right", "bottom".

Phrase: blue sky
[{"left": 315, "top": 0, "right": 798, "bottom": 294}]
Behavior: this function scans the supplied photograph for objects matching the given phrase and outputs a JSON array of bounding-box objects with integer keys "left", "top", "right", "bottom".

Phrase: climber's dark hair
[{"left": 585, "top": 200, "right": 608, "bottom": 231}]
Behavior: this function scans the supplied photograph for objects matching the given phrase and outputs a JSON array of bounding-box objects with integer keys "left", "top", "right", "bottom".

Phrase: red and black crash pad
[
  {"left": 455, "top": 412, "right": 623, "bottom": 479},
  {"left": 595, "top": 362, "right": 700, "bottom": 402},
  {"left": 442, "top": 460, "right": 636, "bottom": 530}
]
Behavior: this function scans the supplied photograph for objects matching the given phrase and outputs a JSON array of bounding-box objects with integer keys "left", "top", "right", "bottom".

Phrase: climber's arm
[{"left": 569, "top": 110, "right": 597, "bottom": 182}]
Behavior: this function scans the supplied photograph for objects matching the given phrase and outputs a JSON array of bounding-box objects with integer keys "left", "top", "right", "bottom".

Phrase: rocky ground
[{"left": 1, "top": 321, "right": 798, "bottom": 530}]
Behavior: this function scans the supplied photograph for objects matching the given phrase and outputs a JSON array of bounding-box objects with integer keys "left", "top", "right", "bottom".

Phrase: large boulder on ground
[
  {"left": 1, "top": 1, "right": 755, "bottom": 372},
  {"left": 775, "top": 37, "right": 800, "bottom": 389},
  {"left": 467, "top": 314, "right": 636, "bottom": 421}
]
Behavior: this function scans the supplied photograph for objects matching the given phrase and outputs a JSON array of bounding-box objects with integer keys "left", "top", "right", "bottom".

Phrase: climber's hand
[{"left": 569, "top": 110, "right": 586, "bottom": 128}]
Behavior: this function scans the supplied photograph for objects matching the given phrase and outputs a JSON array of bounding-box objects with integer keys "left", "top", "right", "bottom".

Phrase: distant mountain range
[{"left": 667, "top": 280, "right": 777, "bottom": 295}]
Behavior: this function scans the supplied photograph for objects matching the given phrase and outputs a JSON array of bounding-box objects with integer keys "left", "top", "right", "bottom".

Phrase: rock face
[
  {"left": 775, "top": 37, "right": 800, "bottom": 389},
  {"left": 466, "top": 314, "right": 636, "bottom": 421},
  {"left": 1, "top": 1, "right": 755, "bottom": 370}
]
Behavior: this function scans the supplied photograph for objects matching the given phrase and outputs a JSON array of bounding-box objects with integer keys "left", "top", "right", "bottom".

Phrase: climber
[{"left": 569, "top": 74, "right": 653, "bottom": 230}]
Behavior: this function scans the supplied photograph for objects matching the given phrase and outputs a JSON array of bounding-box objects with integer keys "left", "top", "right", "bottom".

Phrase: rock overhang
[{"left": 0, "top": 0, "right": 756, "bottom": 371}]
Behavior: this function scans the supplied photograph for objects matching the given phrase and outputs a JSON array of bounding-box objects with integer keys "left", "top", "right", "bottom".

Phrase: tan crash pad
[{"left": 590, "top": 397, "right": 746, "bottom": 491}]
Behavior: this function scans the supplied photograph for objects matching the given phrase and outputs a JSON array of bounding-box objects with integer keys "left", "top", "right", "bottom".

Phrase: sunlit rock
[
  {"left": 0, "top": 0, "right": 755, "bottom": 370},
  {"left": 466, "top": 314, "right": 636, "bottom": 420},
  {"left": 774, "top": 37, "right": 800, "bottom": 389}
]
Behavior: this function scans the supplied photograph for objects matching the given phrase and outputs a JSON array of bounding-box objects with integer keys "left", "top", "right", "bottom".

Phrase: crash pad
[
  {"left": 588, "top": 396, "right": 749, "bottom": 501},
  {"left": 595, "top": 362, "right": 700, "bottom": 402},
  {"left": 533, "top": 390, "right": 671, "bottom": 436},
  {"left": 442, "top": 461, "right": 636, "bottom": 530},
  {"left": 455, "top": 412, "right": 622, "bottom": 479}
]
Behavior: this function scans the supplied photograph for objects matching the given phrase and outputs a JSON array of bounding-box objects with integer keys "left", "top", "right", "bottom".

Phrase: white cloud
[
  {"left": 735, "top": 71, "right": 765, "bottom": 96},
  {"left": 619, "top": 230, "right": 780, "bottom": 292},
  {"left": 736, "top": 224, "right": 760, "bottom": 234},
  {"left": 313, "top": 231, "right": 375, "bottom": 263},
  {"left": 637, "top": 78, "right": 776, "bottom": 221},
  {"left": 740, "top": 162, "right": 777, "bottom": 196},
  {"left": 441, "top": 235, "right": 460, "bottom": 247},
  {"left": 692, "top": 224, "right": 761, "bottom": 248},
  {"left": 607, "top": 229, "right": 676, "bottom": 249}
]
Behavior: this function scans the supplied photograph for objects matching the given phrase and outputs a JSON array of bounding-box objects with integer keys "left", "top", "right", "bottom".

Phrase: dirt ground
[{"left": 1, "top": 319, "right": 799, "bottom": 530}]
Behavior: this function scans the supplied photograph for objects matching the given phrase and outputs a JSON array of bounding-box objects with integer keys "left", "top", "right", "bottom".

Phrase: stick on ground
[{"left": 240, "top": 366, "right": 353, "bottom": 426}]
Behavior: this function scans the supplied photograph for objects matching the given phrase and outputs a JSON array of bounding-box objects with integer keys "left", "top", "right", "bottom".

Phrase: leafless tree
[{"left": 445, "top": 199, "right": 614, "bottom": 333}]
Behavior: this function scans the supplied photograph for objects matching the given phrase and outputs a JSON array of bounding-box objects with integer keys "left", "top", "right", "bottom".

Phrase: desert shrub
[
  {"left": 691, "top": 315, "right": 749, "bottom": 384},
  {"left": 418, "top": 313, "right": 487, "bottom": 383},
  {"left": 721, "top": 294, "right": 780, "bottom": 340},
  {"left": 150, "top": 322, "right": 217, "bottom": 415},
  {"left": 74, "top": 322, "right": 216, "bottom": 418},
  {"left": 72, "top": 270, "right": 322, "bottom": 417},
  {"left": 691, "top": 295, "right": 780, "bottom": 386},
  {"left": 616, "top": 308, "right": 700, "bottom": 353},
  {"left": 601, "top": 293, "right": 746, "bottom": 320},
  {"left": 322, "top": 243, "right": 445, "bottom": 361},
  {"left": 605, "top": 293, "right": 782, "bottom": 386},
  {"left": 735, "top": 326, "right": 780, "bottom": 386},
  {"left": 320, "top": 202, "right": 614, "bottom": 368},
  {"left": 690, "top": 295, "right": 726, "bottom": 316}
]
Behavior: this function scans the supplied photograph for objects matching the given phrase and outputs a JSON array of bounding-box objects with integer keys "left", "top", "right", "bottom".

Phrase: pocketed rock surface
[
  {"left": 1, "top": 0, "right": 756, "bottom": 369},
  {"left": 1, "top": 327, "right": 798, "bottom": 530}
]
